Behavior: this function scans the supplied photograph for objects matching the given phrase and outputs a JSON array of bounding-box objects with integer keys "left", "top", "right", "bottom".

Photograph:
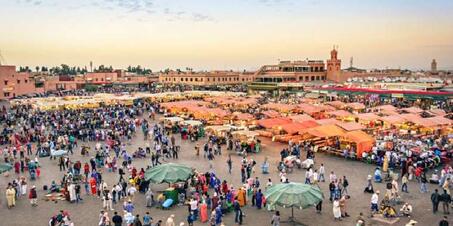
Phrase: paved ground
[{"left": 0, "top": 116, "right": 450, "bottom": 226}]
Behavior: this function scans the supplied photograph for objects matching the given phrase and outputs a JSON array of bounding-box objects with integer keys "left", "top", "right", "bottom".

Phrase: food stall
[
  {"left": 326, "top": 110, "right": 354, "bottom": 121},
  {"left": 337, "top": 122, "right": 365, "bottom": 132},
  {"left": 231, "top": 130, "right": 261, "bottom": 154},
  {"left": 160, "top": 117, "right": 184, "bottom": 131},
  {"left": 326, "top": 101, "right": 346, "bottom": 109},
  {"left": 345, "top": 102, "right": 366, "bottom": 113},
  {"left": 341, "top": 130, "right": 375, "bottom": 159},
  {"left": 354, "top": 113, "right": 381, "bottom": 127},
  {"left": 180, "top": 120, "right": 205, "bottom": 140},
  {"left": 297, "top": 124, "right": 346, "bottom": 155}
]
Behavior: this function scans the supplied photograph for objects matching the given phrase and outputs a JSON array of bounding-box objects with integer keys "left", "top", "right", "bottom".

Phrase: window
[
  {"left": 3, "top": 92, "right": 10, "bottom": 97},
  {"left": 190, "top": 78, "right": 193, "bottom": 82},
  {"left": 207, "top": 78, "right": 210, "bottom": 82},
  {"left": 24, "top": 79, "right": 28, "bottom": 83},
  {"left": 180, "top": 78, "right": 183, "bottom": 82},
  {"left": 17, "top": 79, "right": 21, "bottom": 84},
  {"left": 4, "top": 81, "right": 8, "bottom": 85},
  {"left": 311, "top": 76, "right": 315, "bottom": 81}
]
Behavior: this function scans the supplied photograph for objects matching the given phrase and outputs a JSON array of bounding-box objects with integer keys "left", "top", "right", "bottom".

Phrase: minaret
[
  {"left": 326, "top": 45, "right": 342, "bottom": 82},
  {"left": 431, "top": 59, "right": 437, "bottom": 74}
]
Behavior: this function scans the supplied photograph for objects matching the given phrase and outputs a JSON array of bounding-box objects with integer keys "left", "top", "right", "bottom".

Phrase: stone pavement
[{"left": 0, "top": 119, "right": 449, "bottom": 226}]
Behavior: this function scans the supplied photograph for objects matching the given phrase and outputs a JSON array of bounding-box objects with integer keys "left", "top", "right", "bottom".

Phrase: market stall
[
  {"left": 337, "top": 122, "right": 365, "bottom": 131},
  {"left": 326, "top": 101, "right": 346, "bottom": 109},
  {"left": 342, "top": 130, "right": 375, "bottom": 159},
  {"left": 160, "top": 117, "right": 184, "bottom": 130},
  {"left": 231, "top": 130, "right": 261, "bottom": 154},
  {"left": 326, "top": 110, "right": 353, "bottom": 121}
]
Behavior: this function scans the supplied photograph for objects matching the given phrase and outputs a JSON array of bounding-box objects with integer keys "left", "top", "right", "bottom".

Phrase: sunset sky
[{"left": 1, "top": 0, "right": 452, "bottom": 71}]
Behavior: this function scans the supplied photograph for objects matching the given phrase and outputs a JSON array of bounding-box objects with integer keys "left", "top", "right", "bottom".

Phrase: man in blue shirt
[{"left": 143, "top": 212, "right": 152, "bottom": 226}]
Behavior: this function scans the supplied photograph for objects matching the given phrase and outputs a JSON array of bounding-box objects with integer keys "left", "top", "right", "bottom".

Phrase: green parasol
[
  {"left": 144, "top": 163, "right": 194, "bottom": 184},
  {"left": 264, "top": 182, "right": 324, "bottom": 225},
  {"left": 0, "top": 163, "right": 13, "bottom": 174}
]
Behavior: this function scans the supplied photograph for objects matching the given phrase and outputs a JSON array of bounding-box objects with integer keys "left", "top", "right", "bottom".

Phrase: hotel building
[{"left": 159, "top": 71, "right": 254, "bottom": 86}]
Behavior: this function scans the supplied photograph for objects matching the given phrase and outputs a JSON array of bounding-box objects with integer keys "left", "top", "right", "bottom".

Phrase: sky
[{"left": 1, "top": 0, "right": 453, "bottom": 71}]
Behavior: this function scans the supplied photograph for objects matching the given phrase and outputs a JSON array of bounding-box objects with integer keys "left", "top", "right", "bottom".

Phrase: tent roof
[
  {"left": 303, "top": 124, "right": 345, "bottom": 137},
  {"left": 232, "top": 112, "right": 254, "bottom": 121},
  {"left": 326, "top": 101, "right": 346, "bottom": 109},
  {"left": 427, "top": 116, "right": 452, "bottom": 126},
  {"left": 298, "top": 103, "right": 321, "bottom": 114},
  {"left": 344, "top": 130, "right": 374, "bottom": 143},
  {"left": 288, "top": 114, "right": 315, "bottom": 123},
  {"left": 257, "top": 117, "right": 292, "bottom": 129},
  {"left": 183, "top": 120, "right": 203, "bottom": 126},
  {"left": 337, "top": 122, "right": 365, "bottom": 131},
  {"left": 373, "top": 104, "right": 396, "bottom": 111},
  {"left": 400, "top": 113, "right": 422, "bottom": 123},
  {"left": 262, "top": 103, "right": 296, "bottom": 112},
  {"left": 401, "top": 107, "right": 424, "bottom": 114},
  {"left": 380, "top": 115, "right": 406, "bottom": 124},
  {"left": 261, "top": 110, "right": 281, "bottom": 118},
  {"left": 429, "top": 109, "right": 446, "bottom": 116},
  {"left": 205, "top": 125, "right": 234, "bottom": 132},
  {"left": 355, "top": 113, "right": 381, "bottom": 121},
  {"left": 231, "top": 130, "right": 259, "bottom": 138},
  {"left": 327, "top": 110, "right": 353, "bottom": 118},
  {"left": 281, "top": 120, "right": 319, "bottom": 135},
  {"left": 316, "top": 118, "right": 340, "bottom": 125},
  {"left": 346, "top": 102, "right": 366, "bottom": 110},
  {"left": 162, "top": 116, "right": 184, "bottom": 122}
]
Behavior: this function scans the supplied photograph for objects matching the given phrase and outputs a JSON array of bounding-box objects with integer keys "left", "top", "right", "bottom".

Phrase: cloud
[
  {"left": 192, "top": 13, "right": 214, "bottom": 22},
  {"left": 17, "top": 0, "right": 42, "bottom": 6},
  {"left": 102, "top": 0, "right": 155, "bottom": 13},
  {"left": 16, "top": 0, "right": 214, "bottom": 23}
]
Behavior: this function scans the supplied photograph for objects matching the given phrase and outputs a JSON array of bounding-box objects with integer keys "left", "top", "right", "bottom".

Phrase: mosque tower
[{"left": 326, "top": 45, "right": 342, "bottom": 82}]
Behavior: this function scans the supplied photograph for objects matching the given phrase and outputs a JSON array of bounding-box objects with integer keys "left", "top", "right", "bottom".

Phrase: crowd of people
[{"left": 0, "top": 87, "right": 452, "bottom": 226}]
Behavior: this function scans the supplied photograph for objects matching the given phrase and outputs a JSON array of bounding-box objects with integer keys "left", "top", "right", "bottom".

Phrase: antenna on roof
[{"left": 0, "top": 50, "right": 6, "bottom": 65}]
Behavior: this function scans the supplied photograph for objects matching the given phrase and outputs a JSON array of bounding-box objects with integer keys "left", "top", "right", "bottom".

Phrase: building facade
[
  {"left": 254, "top": 60, "right": 327, "bottom": 83},
  {"left": 159, "top": 71, "right": 254, "bottom": 86},
  {"left": 0, "top": 67, "right": 155, "bottom": 100},
  {"left": 0, "top": 65, "right": 35, "bottom": 99}
]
